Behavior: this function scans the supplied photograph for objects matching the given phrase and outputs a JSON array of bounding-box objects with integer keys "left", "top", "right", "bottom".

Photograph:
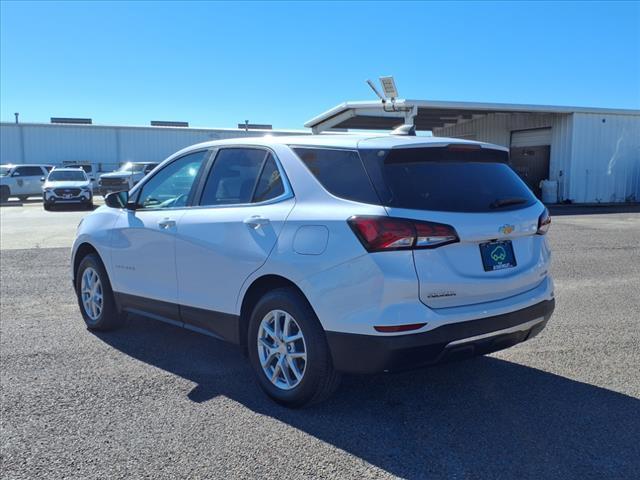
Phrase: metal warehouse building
[
  {"left": 2, "top": 99, "right": 639, "bottom": 204},
  {"left": 306, "top": 100, "right": 640, "bottom": 204},
  {"left": 0, "top": 121, "right": 305, "bottom": 175}
]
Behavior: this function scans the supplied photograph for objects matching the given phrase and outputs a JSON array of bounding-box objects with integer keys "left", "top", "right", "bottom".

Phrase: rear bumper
[{"left": 326, "top": 299, "right": 555, "bottom": 374}]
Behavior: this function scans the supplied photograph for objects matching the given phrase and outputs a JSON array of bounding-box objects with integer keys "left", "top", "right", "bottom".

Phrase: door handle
[
  {"left": 243, "top": 215, "right": 270, "bottom": 229},
  {"left": 158, "top": 218, "right": 176, "bottom": 229}
]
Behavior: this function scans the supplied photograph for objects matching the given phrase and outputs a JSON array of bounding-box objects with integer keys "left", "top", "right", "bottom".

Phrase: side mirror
[
  {"left": 105, "top": 191, "right": 133, "bottom": 209},
  {"left": 40, "top": 177, "right": 45, "bottom": 182},
  {"left": 12, "top": 171, "right": 20, "bottom": 177}
]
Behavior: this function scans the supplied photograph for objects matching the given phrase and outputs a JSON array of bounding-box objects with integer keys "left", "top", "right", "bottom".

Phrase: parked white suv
[
  {"left": 42, "top": 167, "right": 94, "bottom": 210},
  {"left": 0, "top": 164, "right": 53, "bottom": 202},
  {"left": 71, "top": 135, "right": 555, "bottom": 407}
]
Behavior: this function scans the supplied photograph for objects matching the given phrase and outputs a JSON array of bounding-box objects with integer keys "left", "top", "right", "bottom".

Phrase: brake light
[
  {"left": 348, "top": 216, "right": 459, "bottom": 252},
  {"left": 537, "top": 208, "right": 551, "bottom": 235},
  {"left": 446, "top": 143, "right": 481, "bottom": 151}
]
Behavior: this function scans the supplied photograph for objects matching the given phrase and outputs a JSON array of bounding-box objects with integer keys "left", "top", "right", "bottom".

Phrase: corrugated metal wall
[
  {"left": 0, "top": 124, "right": 22, "bottom": 163},
  {"left": 0, "top": 123, "right": 304, "bottom": 173},
  {"left": 434, "top": 112, "right": 563, "bottom": 145},
  {"left": 549, "top": 115, "right": 574, "bottom": 202},
  {"left": 20, "top": 124, "right": 119, "bottom": 170},
  {"left": 569, "top": 113, "right": 640, "bottom": 203}
]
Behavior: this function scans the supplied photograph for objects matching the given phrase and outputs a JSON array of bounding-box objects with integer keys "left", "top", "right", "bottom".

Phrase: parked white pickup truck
[
  {"left": 0, "top": 164, "right": 54, "bottom": 202},
  {"left": 98, "top": 162, "right": 158, "bottom": 193}
]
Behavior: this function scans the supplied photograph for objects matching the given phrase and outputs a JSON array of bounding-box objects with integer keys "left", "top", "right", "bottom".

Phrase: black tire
[
  {"left": 75, "top": 253, "right": 123, "bottom": 331},
  {"left": 0, "top": 186, "right": 9, "bottom": 203},
  {"left": 18, "top": 195, "right": 29, "bottom": 202},
  {"left": 247, "top": 288, "right": 341, "bottom": 408},
  {"left": 43, "top": 203, "right": 51, "bottom": 211}
]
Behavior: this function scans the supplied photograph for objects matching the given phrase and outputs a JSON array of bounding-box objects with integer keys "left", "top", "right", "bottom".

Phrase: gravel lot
[{"left": 1, "top": 205, "right": 639, "bottom": 479}]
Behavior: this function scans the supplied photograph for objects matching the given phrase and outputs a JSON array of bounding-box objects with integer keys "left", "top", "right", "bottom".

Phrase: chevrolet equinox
[{"left": 72, "top": 134, "right": 555, "bottom": 407}]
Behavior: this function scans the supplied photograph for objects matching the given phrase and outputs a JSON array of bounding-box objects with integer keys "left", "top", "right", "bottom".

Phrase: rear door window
[
  {"left": 200, "top": 148, "right": 267, "bottom": 206},
  {"left": 358, "top": 147, "right": 537, "bottom": 212},
  {"left": 15, "top": 166, "right": 44, "bottom": 177},
  {"left": 293, "top": 148, "right": 379, "bottom": 204},
  {"left": 253, "top": 154, "right": 285, "bottom": 202}
]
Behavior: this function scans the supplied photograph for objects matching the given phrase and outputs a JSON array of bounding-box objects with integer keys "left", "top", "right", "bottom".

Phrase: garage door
[
  {"left": 510, "top": 129, "right": 552, "bottom": 198},
  {"left": 511, "top": 128, "right": 552, "bottom": 147}
]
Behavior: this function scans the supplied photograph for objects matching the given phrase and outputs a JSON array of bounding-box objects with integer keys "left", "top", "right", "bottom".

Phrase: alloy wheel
[
  {"left": 257, "top": 309, "right": 307, "bottom": 390},
  {"left": 81, "top": 267, "right": 103, "bottom": 321}
]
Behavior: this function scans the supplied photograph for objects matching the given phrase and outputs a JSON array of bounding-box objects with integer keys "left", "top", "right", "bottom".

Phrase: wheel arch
[
  {"left": 72, "top": 242, "right": 103, "bottom": 285},
  {"left": 238, "top": 274, "right": 317, "bottom": 350}
]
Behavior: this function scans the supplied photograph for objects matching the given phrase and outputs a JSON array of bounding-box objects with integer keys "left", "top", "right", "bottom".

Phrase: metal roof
[
  {"left": 304, "top": 100, "right": 640, "bottom": 133},
  {"left": 0, "top": 121, "right": 306, "bottom": 135}
]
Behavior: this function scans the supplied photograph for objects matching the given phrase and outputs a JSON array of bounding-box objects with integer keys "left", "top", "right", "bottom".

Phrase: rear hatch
[{"left": 358, "top": 143, "right": 549, "bottom": 309}]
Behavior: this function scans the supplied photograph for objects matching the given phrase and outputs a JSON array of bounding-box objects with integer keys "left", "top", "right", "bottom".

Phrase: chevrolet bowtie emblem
[{"left": 499, "top": 224, "right": 515, "bottom": 235}]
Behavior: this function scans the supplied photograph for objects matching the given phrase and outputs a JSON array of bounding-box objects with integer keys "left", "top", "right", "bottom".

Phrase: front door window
[{"left": 137, "top": 151, "right": 207, "bottom": 209}]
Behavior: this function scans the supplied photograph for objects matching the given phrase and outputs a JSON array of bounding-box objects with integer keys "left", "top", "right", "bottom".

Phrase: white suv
[
  {"left": 42, "top": 167, "right": 94, "bottom": 210},
  {"left": 71, "top": 135, "right": 555, "bottom": 407},
  {"left": 0, "top": 164, "right": 53, "bottom": 202}
]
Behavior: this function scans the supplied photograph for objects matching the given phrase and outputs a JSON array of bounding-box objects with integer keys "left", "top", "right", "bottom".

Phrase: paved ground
[
  {"left": 0, "top": 198, "right": 104, "bottom": 250},
  {"left": 1, "top": 205, "right": 639, "bottom": 479}
]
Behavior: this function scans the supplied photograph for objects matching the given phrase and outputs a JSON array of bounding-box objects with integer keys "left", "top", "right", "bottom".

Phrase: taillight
[
  {"left": 348, "top": 216, "right": 458, "bottom": 252},
  {"left": 414, "top": 221, "right": 458, "bottom": 248},
  {"left": 537, "top": 208, "right": 551, "bottom": 235}
]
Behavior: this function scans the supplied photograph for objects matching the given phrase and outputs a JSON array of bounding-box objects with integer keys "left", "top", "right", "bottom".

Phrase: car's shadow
[
  {"left": 95, "top": 314, "right": 640, "bottom": 478},
  {"left": 47, "top": 204, "right": 96, "bottom": 212},
  {"left": 549, "top": 204, "right": 640, "bottom": 216},
  {"left": 0, "top": 199, "right": 97, "bottom": 211}
]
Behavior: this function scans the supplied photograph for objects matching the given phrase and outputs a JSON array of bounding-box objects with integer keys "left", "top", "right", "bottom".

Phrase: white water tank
[{"left": 540, "top": 180, "right": 558, "bottom": 204}]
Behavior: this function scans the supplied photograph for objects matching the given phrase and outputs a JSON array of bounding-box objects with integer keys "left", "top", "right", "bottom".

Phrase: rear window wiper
[{"left": 490, "top": 197, "right": 528, "bottom": 209}]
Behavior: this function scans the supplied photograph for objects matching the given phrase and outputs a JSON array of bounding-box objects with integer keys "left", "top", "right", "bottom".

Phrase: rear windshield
[{"left": 359, "top": 147, "right": 537, "bottom": 212}]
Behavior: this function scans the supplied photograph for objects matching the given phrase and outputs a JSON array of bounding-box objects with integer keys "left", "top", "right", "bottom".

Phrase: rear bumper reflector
[{"left": 374, "top": 323, "right": 427, "bottom": 333}]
